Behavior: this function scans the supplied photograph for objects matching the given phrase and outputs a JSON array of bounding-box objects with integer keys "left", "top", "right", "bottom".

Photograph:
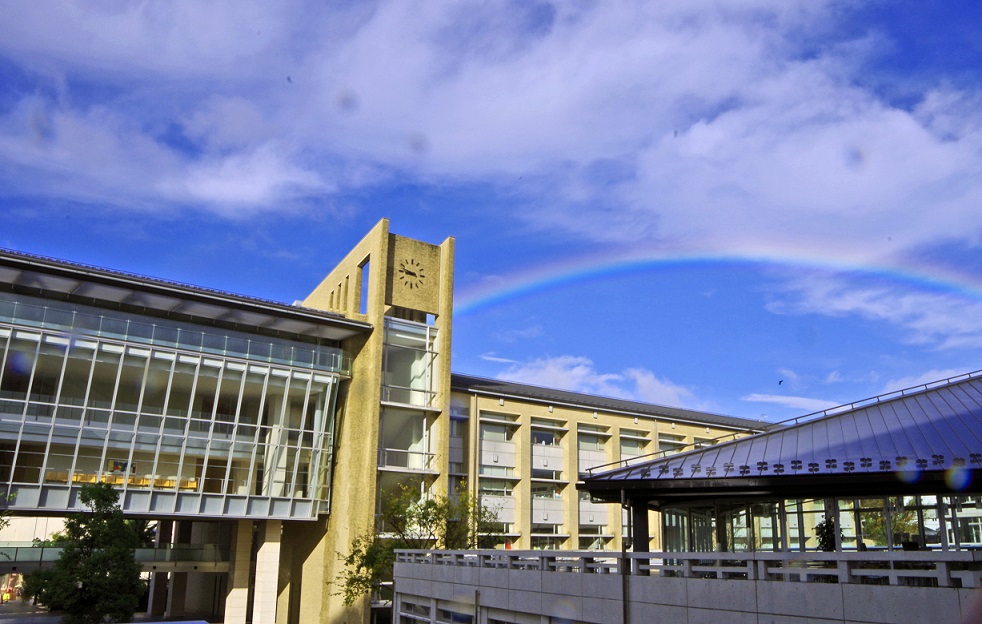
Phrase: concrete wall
[{"left": 394, "top": 560, "right": 982, "bottom": 624}]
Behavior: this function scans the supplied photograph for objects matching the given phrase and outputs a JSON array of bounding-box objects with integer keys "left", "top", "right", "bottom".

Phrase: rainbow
[{"left": 452, "top": 246, "right": 982, "bottom": 316}]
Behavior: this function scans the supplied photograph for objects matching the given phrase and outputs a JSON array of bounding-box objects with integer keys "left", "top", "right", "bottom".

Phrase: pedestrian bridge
[{"left": 0, "top": 542, "right": 229, "bottom": 575}]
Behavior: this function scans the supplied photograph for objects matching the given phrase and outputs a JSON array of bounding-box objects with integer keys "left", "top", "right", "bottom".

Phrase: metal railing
[
  {"left": 395, "top": 549, "right": 982, "bottom": 589},
  {"left": 377, "top": 448, "right": 437, "bottom": 472},
  {"left": 0, "top": 544, "right": 229, "bottom": 566}
]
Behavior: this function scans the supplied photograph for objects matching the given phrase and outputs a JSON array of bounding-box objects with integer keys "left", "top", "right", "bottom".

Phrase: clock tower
[{"left": 295, "top": 219, "right": 454, "bottom": 624}]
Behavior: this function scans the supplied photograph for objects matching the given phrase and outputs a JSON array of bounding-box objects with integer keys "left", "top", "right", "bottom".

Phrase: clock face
[{"left": 397, "top": 258, "right": 426, "bottom": 290}]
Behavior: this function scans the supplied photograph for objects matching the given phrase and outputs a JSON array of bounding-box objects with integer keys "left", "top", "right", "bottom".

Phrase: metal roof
[
  {"left": 451, "top": 373, "right": 769, "bottom": 431},
  {"left": 0, "top": 248, "right": 372, "bottom": 342},
  {"left": 582, "top": 371, "right": 982, "bottom": 505}
]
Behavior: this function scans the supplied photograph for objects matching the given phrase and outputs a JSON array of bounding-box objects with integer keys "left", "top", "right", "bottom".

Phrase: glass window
[
  {"left": 531, "top": 483, "right": 563, "bottom": 499},
  {"left": 479, "top": 479, "right": 513, "bottom": 497},
  {"left": 658, "top": 434, "right": 686, "bottom": 455},
  {"left": 480, "top": 423, "right": 512, "bottom": 442},
  {"left": 619, "top": 437, "right": 646, "bottom": 458},
  {"left": 382, "top": 318, "right": 437, "bottom": 407},
  {"left": 578, "top": 434, "right": 603, "bottom": 452}
]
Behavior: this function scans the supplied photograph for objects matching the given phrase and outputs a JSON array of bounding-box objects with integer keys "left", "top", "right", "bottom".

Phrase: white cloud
[
  {"left": 768, "top": 273, "right": 982, "bottom": 350},
  {"left": 825, "top": 370, "right": 843, "bottom": 384},
  {"left": 742, "top": 393, "right": 840, "bottom": 413},
  {"left": 1, "top": 0, "right": 981, "bottom": 267},
  {"left": 495, "top": 355, "right": 707, "bottom": 410},
  {"left": 479, "top": 352, "right": 519, "bottom": 364},
  {"left": 777, "top": 368, "right": 800, "bottom": 388},
  {"left": 879, "top": 369, "right": 968, "bottom": 395}
]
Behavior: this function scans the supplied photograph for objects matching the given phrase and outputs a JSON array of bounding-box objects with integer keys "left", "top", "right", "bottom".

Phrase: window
[
  {"left": 532, "top": 429, "right": 559, "bottom": 445},
  {"left": 438, "top": 609, "right": 474, "bottom": 623},
  {"left": 381, "top": 318, "right": 437, "bottom": 407},
  {"left": 530, "top": 536, "right": 564, "bottom": 550},
  {"left": 482, "top": 522, "right": 512, "bottom": 535},
  {"left": 619, "top": 437, "right": 647, "bottom": 458},
  {"left": 531, "top": 469, "right": 561, "bottom": 480},
  {"left": 658, "top": 433, "right": 686, "bottom": 455},
  {"left": 578, "top": 433, "right": 604, "bottom": 452},
  {"left": 480, "top": 423, "right": 512, "bottom": 442},
  {"left": 479, "top": 479, "right": 513, "bottom": 497},
  {"left": 578, "top": 530, "right": 609, "bottom": 550},
  {"left": 531, "top": 483, "right": 563, "bottom": 499},
  {"left": 450, "top": 419, "right": 466, "bottom": 437},
  {"left": 479, "top": 465, "right": 514, "bottom": 478}
]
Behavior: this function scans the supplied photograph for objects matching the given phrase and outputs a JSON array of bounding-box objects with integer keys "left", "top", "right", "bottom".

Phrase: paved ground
[
  {"left": 0, "top": 599, "right": 57, "bottom": 623},
  {"left": 0, "top": 599, "right": 213, "bottom": 623}
]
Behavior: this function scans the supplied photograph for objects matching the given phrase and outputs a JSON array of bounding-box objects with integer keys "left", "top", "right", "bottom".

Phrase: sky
[{"left": 2, "top": 1, "right": 982, "bottom": 422}]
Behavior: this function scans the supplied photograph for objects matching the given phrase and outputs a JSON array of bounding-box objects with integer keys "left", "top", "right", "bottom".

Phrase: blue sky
[{"left": 2, "top": 1, "right": 982, "bottom": 421}]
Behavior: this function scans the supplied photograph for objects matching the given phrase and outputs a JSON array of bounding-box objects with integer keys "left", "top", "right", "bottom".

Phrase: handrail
[
  {"left": 0, "top": 544, "right": 230, "bottom": 565},
  {"left": 394, "top": 548, "right": 982, "bottom": 588},
  {"left": 377, "top": 448, "right": 437, "bottom": 471}
]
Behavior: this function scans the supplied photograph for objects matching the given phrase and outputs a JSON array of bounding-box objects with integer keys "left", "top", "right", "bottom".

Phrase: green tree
[
  {"left": 815, "top": 515, "right": 838, "bottom": 551},
  {"left": 23, "top": 482, "right": 145, "bottom": 624},
  {"left": 125, "top": 518, "right": 157, "bottom": 546},
  {"left": 0, "top": 493, "right": 11, "bottom": 534},
  {"left": 860, "top": 498, "right": 919, "bottom": 547},
  {"left": 336, "top": 480, "right": 499, "bottom": 606}
]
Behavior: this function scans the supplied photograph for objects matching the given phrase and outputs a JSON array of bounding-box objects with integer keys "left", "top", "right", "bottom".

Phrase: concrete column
[
  {"left": 147, "top": 572, "right": 170, "bottom": 616},
  {"left": 147, "top": 520, "right": 174, "bottom": 616},
  {"left": 165, "top": 572, "right": 187, "bottom": 618},
  {"left": 253, "top": 520, "right": 281, "bottom": 624},
  {"left": 225, "top": 520, "right": 254, "bottom": 624},
  {"left": 631, "top": 502, "right": 649, "bottom": 553}
]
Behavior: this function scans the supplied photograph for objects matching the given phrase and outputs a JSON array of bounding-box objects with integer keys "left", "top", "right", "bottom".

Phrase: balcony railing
[
  {"left": 394, "top": 549, "right": 982, "bottom": 589},
  {"left": 377, "top": 448, "right": 437, "bottom": 472},
  {"left": 0, "top": 543, "right": 229, "bottom": 569},
  {"left": 380, "top": 384, "right": 437, "bottom": 408}
]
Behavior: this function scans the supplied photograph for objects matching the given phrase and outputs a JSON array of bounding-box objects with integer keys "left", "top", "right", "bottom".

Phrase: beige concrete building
[
  {"left": 0, "top": 219, "right": 766, "bottom": 624},
  {"left": 449, "top": 375, "right": 761, "bottom": 553}
]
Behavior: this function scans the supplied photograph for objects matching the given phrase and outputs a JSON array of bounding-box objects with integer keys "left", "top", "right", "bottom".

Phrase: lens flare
[{"left": 946, "top": 466, "right": 972, "bottom": 491}]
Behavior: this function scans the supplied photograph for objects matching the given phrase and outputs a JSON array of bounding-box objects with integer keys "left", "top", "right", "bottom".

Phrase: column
[
  {"left": 165, "top": 573, "right": 187, "bottom": 618},
  {"left": 147, "top": 520, "right": 173, "bottom": 616},
  {"left": 225, "top": 520, "right": 253, "bottom": 624},
  {"left": 253, "top": 520, "right": 281, "bottom": 624},
  {"left": 631, "top": 502, "right": 649, "bottom": 552}
]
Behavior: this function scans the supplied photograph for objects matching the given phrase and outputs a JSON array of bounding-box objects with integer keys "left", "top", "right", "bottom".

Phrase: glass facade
[
  {"left": 663, "top": 495, "right": 982, "bottom": 553},
  {"left": 0, "top": 294, "right": 343, "bottom": 519},
  {"left": 381, "top": 319, "right": 437, "bottom": 408}
]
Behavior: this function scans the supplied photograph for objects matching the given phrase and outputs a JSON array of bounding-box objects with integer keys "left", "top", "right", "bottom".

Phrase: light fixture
[
  {"left": 633, "top": 417, "right": 638, "bottom": 424},
  {"left": 671, "top": 422, "right": 676, "bottom": 429},
  {"left": 499, "top": 398, "right": 504, "bottom": 406},
  {"left": 548, "top": 405, "right": 553, "bottom": 413},
  {"left": 593, "top": 412, "right": 598, "bottom": 419}
]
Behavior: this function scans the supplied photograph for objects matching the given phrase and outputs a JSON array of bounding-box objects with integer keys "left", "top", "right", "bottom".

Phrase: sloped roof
[
  {"left": 0, "top": 248, "right": 371, "bottom": 341},
  {"left": 581, "top": 372, "right": 982, "bottom": 506},
  {"left": 451, "top": 373, "right": 768, "bottom": 431}
]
